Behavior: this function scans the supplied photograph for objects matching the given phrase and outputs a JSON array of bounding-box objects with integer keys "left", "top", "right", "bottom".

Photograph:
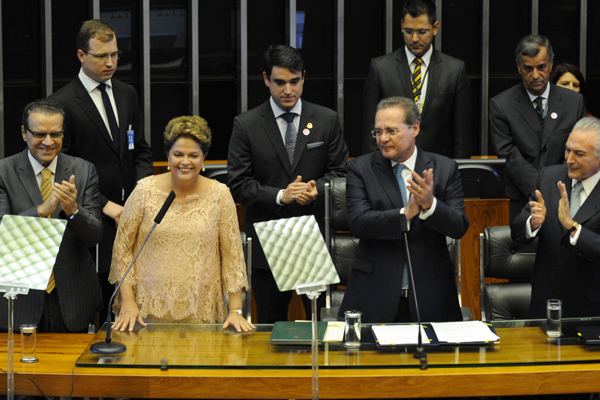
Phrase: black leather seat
[{"left": 479, "top": 225, "right": 537, "bottom": 320}]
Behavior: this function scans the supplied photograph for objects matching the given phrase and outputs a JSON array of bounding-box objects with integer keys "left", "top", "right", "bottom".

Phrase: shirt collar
[
  {"left": 390, "top": 147, "right": 419, "bottom": 173},
  {"left": 78, "top": 68, "right": 113, "bottom": 94},
  {"left": 525, "top": 83, "right": 551, "bottom": 103},
  {"left": 405, "top": 46, "right": 433, "bottom": 67},
  {"left": 573, "top": 169, "right": 600, "bottom": 196},
  {"left": 270, "top": 97, "right": 302, "bottom": 119},
  {"left": 27, "top": 151, "right": 58, "bottom": 176}
]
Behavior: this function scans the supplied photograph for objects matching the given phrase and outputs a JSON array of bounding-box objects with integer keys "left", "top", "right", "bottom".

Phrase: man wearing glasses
[
  {"left": 362, "top": 0, "right": 472, "bottom": 159},
  {"left": 0, "top": 99, "right": 103, "bottom": 333},
  {"left": 340, "top": 97, "right": 469, "bottom": 323},
  {"left": 49, "top": 19, "right": 153, "bottom": 328}
]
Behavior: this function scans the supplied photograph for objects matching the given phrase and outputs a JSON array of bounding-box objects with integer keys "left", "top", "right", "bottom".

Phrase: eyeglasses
[
  {"left": 371, "top": 127, "right": 405, "bottom": 138},
  {"left": 83, "top": 50, "right": 122, "bottom": 62},
  {"left": 402, "top": 28, "right": 431, "bottom": 37},
  {"left": 26, "top": 128, "right": 64, "bottom": 140}
]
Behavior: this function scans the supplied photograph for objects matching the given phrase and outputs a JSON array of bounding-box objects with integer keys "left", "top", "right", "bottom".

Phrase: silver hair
[{"left": 572, "top": 117, "right": 600, "bottom": 157}]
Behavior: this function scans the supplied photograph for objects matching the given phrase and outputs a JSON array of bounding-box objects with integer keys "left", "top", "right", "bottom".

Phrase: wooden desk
[{"left": 3, "top": 321, "right": 600, "bottom": 398}]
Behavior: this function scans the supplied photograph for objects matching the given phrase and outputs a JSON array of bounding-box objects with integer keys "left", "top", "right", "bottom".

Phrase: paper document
[
  {"left": 371, "top": 324, "right": 429, "bottom": 346},
  {"left": 323, "top": 321, "right": 345, "bottom": 342},
  {"left": 431, "top": 321, "right": 499, "bottom": 343}
]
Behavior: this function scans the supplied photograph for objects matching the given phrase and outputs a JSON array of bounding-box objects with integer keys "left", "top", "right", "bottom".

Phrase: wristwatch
[
  {"left": 568, "top": 221, "right": 580, "bottom": 233},
  {"left": 69, "top": 208, "right": 79, "bottom": 220},
  {"left": 229, "top": 308, "right": 243, "bottom": 315}
]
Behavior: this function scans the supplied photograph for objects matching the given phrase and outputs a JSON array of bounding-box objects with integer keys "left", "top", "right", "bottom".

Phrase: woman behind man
[
  {"left": 550, "top": 63, "right": 595, "bottom": 117},
  {"left": 109, "top": 115, "right": 255, "bottom": 333}
]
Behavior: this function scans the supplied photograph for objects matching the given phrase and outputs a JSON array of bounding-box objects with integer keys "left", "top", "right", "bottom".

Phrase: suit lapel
[
  {"left": 259, "top": 101, "right": 293, "bottom": 175},
  {"left": 373, "top": 152, "right": 404, "bottom": 209},
  {"left": 395, "top": 50, "right": 414, "bottom": 98},
  {"left": 574, "top": 180, "right": 600, "bottom": 224},
  {"left": 73, "top": 79, "right": 119, "bottom": 156},
  {"left": 293, "top": 102, "right": 314, "bottom": 172},
  {"left": 514, "top": 86, "right": 543, "bottom": 140},
  {"left": 542, "top": 85, "right": 564, "bottom": 148},
  {"left": 17, "top": 150, "right": 43, "bottom": 207},
  {"left": 113, "top": 82, "right": 127, "bottom": 158},
  {"left": 421, "top": 51, "right": 441, "bottom": 118}
]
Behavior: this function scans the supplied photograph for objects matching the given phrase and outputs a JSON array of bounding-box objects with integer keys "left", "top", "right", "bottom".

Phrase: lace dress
[{"left": 109, "top": 176, "right": 248, "bottom": 323}]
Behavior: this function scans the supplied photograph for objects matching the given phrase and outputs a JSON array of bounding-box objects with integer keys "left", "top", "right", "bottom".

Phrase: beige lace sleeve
[{"left": 218, "top": 185, "right": 248, "bottom": 296}]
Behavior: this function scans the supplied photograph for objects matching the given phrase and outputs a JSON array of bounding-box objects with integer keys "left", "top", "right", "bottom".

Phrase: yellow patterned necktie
[
  {"left": 41, "top": 169, "right": 56, "bottom": 293},
  {"left": 412, "top": 58, "right": 423, "bottom": 102}
]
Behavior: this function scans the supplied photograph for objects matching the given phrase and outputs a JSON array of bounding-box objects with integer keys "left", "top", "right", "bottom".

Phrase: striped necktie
[
  {"left": 40, "top": 168, "right": 56, "bottom": 293},
  {"left": 412, "top": 58, "right": 423, "bottom": 102},
  {"left": 534, "top": 96, "right": 545, "bottom": 126}
]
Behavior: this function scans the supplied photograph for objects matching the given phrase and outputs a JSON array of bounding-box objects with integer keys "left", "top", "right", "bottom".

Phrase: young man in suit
[
  {"left": 340, "top": 96, "right": 469, "bottom": 323},
  {"left": 227, "top": 45, "right": 348, "bottom": 323},
  {"left": 49, "top": 20, "right": 153, "bottom": 325},
  {"left": 362, "top": 0, "right": 472, "bottom": 159},
  {"left": 490, "top": 34, "right": 586, "bottom": 222},
  {"left": 512, "top": 117, "right": 600, "bottom": 318},
  {"left": 0, "top": 99, "right": 103, "bottom": 333}
]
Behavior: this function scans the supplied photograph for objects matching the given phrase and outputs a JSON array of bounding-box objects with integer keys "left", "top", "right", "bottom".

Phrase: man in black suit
[
  {"left": 512, "top": 117, "right": 600, "bottom": 318},
  {"left": 49, "top": 20, "right": 153, "bottom": 325},
  {"left": 0, "top": 99, "right": 103, "bottom": 333},
  {"left": 362, "top": 0, "right": 472, "bottom": 158},
  {"left": 227, "top": 45, "right": 348, "bottom": 323},
  {"left": 490, "top": 34, "right": 586, "bottom": 222},
  {"left": 340, "top": 97, "right": 469, "bottom": 323}
]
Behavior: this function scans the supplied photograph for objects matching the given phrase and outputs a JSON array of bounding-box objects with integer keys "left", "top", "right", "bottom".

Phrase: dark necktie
[
  {"left": 571, "top": 181, "right": 583, "bottom": 216},
  {"left": 394, "top": 164, "right": 409, "bottom": 289},
  {"left": 412, "top": 58, "right": 423, "bottom": 103},
  {"left": 534, "top": 96, "right": 545, "bottom": 127},
  {"left": 40, "top": 168, "right": 55, "bottom": 293},
  {"left": 97, "top": 83, "right": 120, "bottom": 152},
  {"left": 281, "top": 112, "right": 297, "bottom": 165}
]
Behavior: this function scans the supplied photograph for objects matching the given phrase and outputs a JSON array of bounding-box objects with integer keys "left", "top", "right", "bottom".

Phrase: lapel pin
[
  {"left": 551, "top": 112, "right": 558, "bottom": 119},
  {"left": 303, "top": 129, "right": 310, "bottom": 135},
  {"left": 307, "top": 122, "right": 313, "bottom": 129}
]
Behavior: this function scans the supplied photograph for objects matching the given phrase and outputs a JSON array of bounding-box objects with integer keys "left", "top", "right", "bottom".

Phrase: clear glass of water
[
  {"left": 20, "top": 324, "right": 39, "bottom": 363},
  {"left": 343, "top": 311, "right": 362, "bottom": 348},
  {"left": 546, "top": 299, "right": 562, "bottom": 338}
]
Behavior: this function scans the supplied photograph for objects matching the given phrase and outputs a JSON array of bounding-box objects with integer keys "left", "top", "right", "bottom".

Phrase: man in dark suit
[
  {"left": 512, "top": 117, "right": 600, "bottom": 318},
  {"left": 0, "top": 99, "right": 103, "bottom": 333},
  {"left": 228, "top": 45, "right": 348, "bottom": 323},
  {"left": 49, "top": 20, "right": 153, "bottom": 324},
  {"left": 490, "top": 34, "right": 586, "bottom": 222},
  {"left": 340, "top": 96, "right": 469, "bottom": 323},
  {"left": 362, "top": 0, "right": 471, "bottom": 158}
]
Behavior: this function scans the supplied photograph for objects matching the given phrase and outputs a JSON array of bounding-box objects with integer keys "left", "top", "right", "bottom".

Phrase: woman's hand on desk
[
  {"left": 223, "top": 313, "right": 256, "bottom": 333},
  {"left": 112, "top": 299, "right": 147, "bottom": 332}
]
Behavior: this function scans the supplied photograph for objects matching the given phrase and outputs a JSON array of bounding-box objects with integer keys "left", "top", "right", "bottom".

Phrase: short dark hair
[
  {"left": 402, "top": 0, "right": 437, "bottom": 25},
  {"left": 263, "top": 45, "right": 305, "bottom": 78},
  {"left": 22, "top": 99, "right": 65, "bottom": 130},
  {"left": 163, "top": 115, "right": 212, "bottom": 156},
  {"left": 377, "top": 96, "right": 421, "bottom": 126},
  {"left": 515, "top": 34, "right": 554, "bottom": 66},
  {"left": 550, "top": 62, "right": 589, "bottom": 98},
  {"left": 77, "top": 19, "right": 116, "bottom": 53}
]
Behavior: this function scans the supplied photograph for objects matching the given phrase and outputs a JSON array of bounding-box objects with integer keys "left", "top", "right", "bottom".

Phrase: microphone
[
  {"left": 91, "top": 190, "right": 176, "bottom": 354},
  {"left": 400, "top": 215, "right": 428, "bottom": 370}
]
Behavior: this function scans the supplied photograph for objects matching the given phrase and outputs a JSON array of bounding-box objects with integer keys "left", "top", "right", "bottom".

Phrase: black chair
[
  {"left": 479, "top": 225, "right": 537, "bottom": 321},
  {"left": 324, "top": 177, "right": 359, "bottom": 315},
  {"left": 455, "top": 158, "right": 506, "bottom": 199}
]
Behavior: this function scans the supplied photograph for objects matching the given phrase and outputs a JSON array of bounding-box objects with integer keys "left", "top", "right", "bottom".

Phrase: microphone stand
[
  {"left": 400, "top": 216, "right": 428, "bottom": 370},
  {"left": 91, "top": 190, "right": 176, "bottom": 354}
]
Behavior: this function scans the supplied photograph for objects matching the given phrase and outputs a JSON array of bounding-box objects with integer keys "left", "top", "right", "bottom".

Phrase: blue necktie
[{"left": 394, "top": 164, "right": 409, "bottom": 289}]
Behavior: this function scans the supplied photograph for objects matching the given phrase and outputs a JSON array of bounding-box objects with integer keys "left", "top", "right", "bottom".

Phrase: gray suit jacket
[
  {"left": 339, "top": 150, "right": 469, "bottom": 323},
  {"left": 362, "top": 48, "right": 472, "bottom": 158},
  {"left": 227, "top": 99, "right": 348, "bottom": 270},
  {"left": 49, "top": 78, "right": 153, "bottom": 273},
  {"left": 512, "top": 165, "right": 600, "bottom": 318},
  {"left": 0, "top": 150, "right": 103, "bottom": 332},
  {"left": 490, "top": 83, "right": 586, "bottom": 202}
]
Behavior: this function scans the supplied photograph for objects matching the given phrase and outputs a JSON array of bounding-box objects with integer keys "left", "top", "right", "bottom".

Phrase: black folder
[{"left": 577, "top": 326, "right": 600, "bottom": 344}]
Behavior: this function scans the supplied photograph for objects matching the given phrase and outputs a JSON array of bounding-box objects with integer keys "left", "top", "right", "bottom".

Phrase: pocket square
[{"left": 307, "top": 142, "right": 324, "bottom": 149}]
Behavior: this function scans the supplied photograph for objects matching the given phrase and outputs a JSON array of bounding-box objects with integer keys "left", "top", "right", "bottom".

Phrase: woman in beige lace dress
[{"left": 109, "top": 115, "right": 255, "bottom": 333}]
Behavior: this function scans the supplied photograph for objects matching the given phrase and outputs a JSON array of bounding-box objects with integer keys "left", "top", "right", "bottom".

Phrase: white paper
[
  {"left": 371, "top": 324, "right": 429, "bottom": 346},
  {"left": 323, "top": 321, "right": 345, "bottom": 342},
  {"left": 431, "top": 321, "right": 499, "bottom": 343}
]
